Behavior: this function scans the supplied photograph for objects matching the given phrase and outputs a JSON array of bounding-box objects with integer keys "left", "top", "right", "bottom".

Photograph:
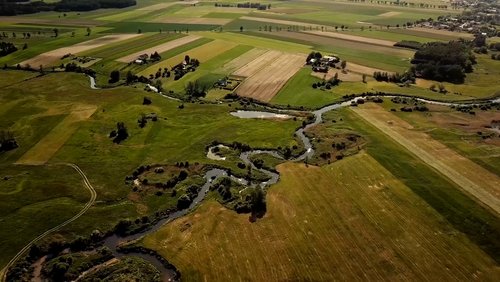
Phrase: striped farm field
[
  {"left": 116, "top": 35, "right": 201, "bottom": 63},
  {"left": 19, "top": 34, "right": 142, "bottom": 67},
  {"left": 16, "top": 104, "right": 97, "bottom": 165},
  {"left": 143, "top": 152, "right": 500, "bottom": 281},
  {"left": 232, "top": 50, "right": 282, "bottom": 77},
  {"left": 353, "top": 103, "right": 500, "bottom": 214},
  {"left": 235, "top": 52, "right": 304, "bottom": 101},
  {"left": 219, "top": 48, "right": 267, "bottom": 73},
  {"left": 139, "top": 39, "right": 238, "bottom": 76}
]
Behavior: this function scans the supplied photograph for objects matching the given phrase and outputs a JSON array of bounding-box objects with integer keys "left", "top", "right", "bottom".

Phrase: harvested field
[
  {"left": 16, "top": 105, "right": 97, "bottom": 165},
  {"left": 139, "top": 40, "right": 238, "bottom": 76},
  {"left": 19, "top": 34, "right": 141, "bottom": 67},
  {"left": 378, "top": 11, "right": 401, "bottom": 17},
  {"left": 152, "top": 17, "right": 231, "bottom": 25},
  {"left": 232, "top": 50, "right": 282, "bottom": 77},
  {"left": 236, "top": 53, "right": 304, "bottom": 101},
  {"left": 0, "top": 17, "right": 101, "bottom": 27},
  {"left": 116, "top": 35, "right": 201, "bottom": 63},
  {"left": 219, "top": 48, "right": 267, "bottom": 73},
  {"left": 303, "top": 30, "right": 396, "bottom": 47},
  {"left": 353, "top": 103, "right": 500, "bottom": 214},
  {"left": 143, "top": 152, "right": 500, "bottom": 281}
]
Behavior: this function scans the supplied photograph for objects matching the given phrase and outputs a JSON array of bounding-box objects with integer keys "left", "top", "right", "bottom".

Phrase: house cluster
[
  {"left": 133, "top": 51, "right": 161, "bottom": 65},
  {"left": 308, "top": 54, "right": 340, "bottom": 73},
  {"left": 416, "top": 0, "right": 499, "bottom": 36}
]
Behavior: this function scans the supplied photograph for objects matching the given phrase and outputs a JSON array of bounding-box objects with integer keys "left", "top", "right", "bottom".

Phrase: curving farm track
[{"left": 1, "top": 163, "right": 97, "bottom": 282}]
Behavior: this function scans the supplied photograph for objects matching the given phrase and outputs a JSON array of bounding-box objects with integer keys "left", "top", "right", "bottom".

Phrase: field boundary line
[{"left": 1, "top": 163, "right": 97, "bottom": 282}]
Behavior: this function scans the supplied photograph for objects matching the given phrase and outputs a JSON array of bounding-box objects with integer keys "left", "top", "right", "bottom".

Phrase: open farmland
[
  {"left": 303, "top": 30, "right": 396, "bottom": 47},
  {"left": 235, "top": 53, "right": 304, "bottom": 101},
  {"left": 19, "top": 34, "right": 141, "bottom": 67},
  {"left": 116, "top": 35, "right": 201, "bottom": 63},
  {"left": 139, "top": 39, "right": 238, "bottom": 76},
  {"left": 16, "top": 105, "right": 97, "bottom": 165},
  {"left": 219, "top": 47, "right": 267, "bottom": 73},
  {"left": 232, "top": 50, "right": 282, "bottom": 77},
  {"left": 143, "top": 153, "right": 500, "bottom": 281},
  {"left": 353, "top": 103, "right": 500, "bottom": 214}
]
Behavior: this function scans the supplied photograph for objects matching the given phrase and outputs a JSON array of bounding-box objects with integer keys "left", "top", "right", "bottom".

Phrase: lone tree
[
  {"left": 240, "top": 26, "right": 243, "bottom": 32},
  {"left": 53, "top": 28, "right": 58, "bottom": 37},
  {"left": 0, "top": 130, "right": 18, "bottom": 152},
  {"left": 86, "top": 27, "right": 91, "bottom": 36},
  {"left": 109, "top": 70, "right": 120, "bottom": 83},
  {"left": 111, "top": 122, "right": 128, "bottom": 144},
  {"left": 341, "top": 60, "right": 347, "bottom": 70}
]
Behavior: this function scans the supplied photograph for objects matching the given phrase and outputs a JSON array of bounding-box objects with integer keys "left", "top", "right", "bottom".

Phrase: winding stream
[{"left": 91, "top": 83, "right": 500, "bottom": 281}]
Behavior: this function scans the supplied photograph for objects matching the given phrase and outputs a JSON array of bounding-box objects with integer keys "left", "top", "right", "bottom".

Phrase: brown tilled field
[
  {"left": 20, "top": 34, "right": 141, "bottom": 67},
  {"left": 116, "top": 35, "right": 201, "bottom": 63},
  {"left": 143, "top": 153, "right": 500, "bottom": 281},
  {"left": 235, "top": 53, "right": 304, "bottom": 101},
  {"left": 353, "top": 103, "right": 500, "bottom": 214}
]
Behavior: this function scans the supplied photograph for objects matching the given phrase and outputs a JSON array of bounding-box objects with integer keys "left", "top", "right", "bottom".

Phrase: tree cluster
[
  {"left": 185, "top": 79, "right": 210, "bottom": 98},
  {"left": 0, "top": 41, "right": 17, "bottom": 57},
  {"left": 373, "top": 71, "right": 415, "bottom": 84},
  {"left": 1, "top": 0, "right": 136, "bottom": 15},
  {"left": 0, "top": 130, "right": 18, "bottom": 152},
  {"left": 410, "top": 41, "right": 476, "bottom": 83},
  {"left": 109, "top": 122, "right": 128, "bottom": 144},
  {"left": 394, "top": 40, "right": 422, "bottom": 50}
]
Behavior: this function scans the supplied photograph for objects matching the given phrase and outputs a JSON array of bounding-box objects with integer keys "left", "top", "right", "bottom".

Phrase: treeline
[
  {"left": 394, "top": 40, "right": 422, "bottom": 50},
  {"left": 0, "top": 0, "right": 136, "bottom": 16},
  {"left": 215, "top": 2, "right": 271, "bottom": 10},
  {"left": 410, "top": 41, "right": 476, "bottom": 84},
  {"left": 0, "top": 41, "right": 17, "bottom": 57},
  {"left": 373, "top": 71, "right": 415, "bottom": 83}
]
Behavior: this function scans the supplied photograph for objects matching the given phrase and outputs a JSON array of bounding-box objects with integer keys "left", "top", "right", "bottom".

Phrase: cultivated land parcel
[{"left": 1, "top": 0, "right": 499, "bottom": 281}]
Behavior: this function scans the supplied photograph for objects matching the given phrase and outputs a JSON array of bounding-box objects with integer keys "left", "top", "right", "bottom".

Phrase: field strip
[
  {"left": 378, "top": 11, "right": 401, "bottom": 17},
  {"left": 0, "top": 163, "right": 97, "bottom": 282},
  {"left": 411, "top": 27, "right": 474, "bottom": 38},
  {"left": 15, "top": 105, "right": 97, "bottom": 165},
  {"left": 19, "top": 34, "right": 142, "bottom": 67},
  {"left": 303, "top": 30, "right": 396, "bottom": 47},
  {"left": 0, "top": 17, "right": 101, "bottom": 27},
  {"left": 219, "top": 48, "right": 267, "bottom": 73},
  {"left": 241, "top": 16, "right": 327, "bottom": 29},
  {"left": 352, "top": 104, "right": 500, "bottom": 214},
  {"left": 236, "top": 53, "right": 304, "bottom": 101},
  {"left": 151, "top": 17, "right": 232, "bottom": 25},
  {"left": 232, "top": 50, "right": 282, "bottom": 77},
  {"left": 116, "top": 35, "right": 201, "bottom": 63},
  {"left": 346, "top": 61, "right": 394, "bottom": 76},
  {"left": 138, "top": 1, "right": 198, "bottom": 11},
  {"left": 139, "top": 39, "right": 238, "bottom": 76}
]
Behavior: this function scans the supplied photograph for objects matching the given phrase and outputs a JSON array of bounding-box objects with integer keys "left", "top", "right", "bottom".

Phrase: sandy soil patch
[
  {"left": 232, "top": 50, "right": 282, "bottom": 77},
  {"left": 236, "top": 53, "right": 304, "bottom": 101},
  {"left": 353, "top": 104, "right": 500, "bottom": 214},
  {"left": 304, "top": 30, "right": 396, "bottom": 47},
  {"left": 19, "top": 34, "right": 141, "bottom": 67},
  {"left": 153, "top": 17, "right": 231, "bottom": 25},
  {"left": 378, "top": 11, "right": 401, "bottom": 17},
  {"left": 16, "top": 105, "right": 97, "bottom": 165},
  {"left": 220, "top": 48, "right": 267, "bottom": 73},
  {"left": 116, "top": 35, "right": 201, "bottom": 63}
]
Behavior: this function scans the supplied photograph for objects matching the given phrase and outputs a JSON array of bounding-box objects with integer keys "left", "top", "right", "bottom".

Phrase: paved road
[{"left": 1, "top": 163, "right": 97, "bottom": 282}]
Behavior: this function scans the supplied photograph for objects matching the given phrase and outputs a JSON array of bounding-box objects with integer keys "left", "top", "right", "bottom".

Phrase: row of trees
[
  {"left": 373, "top": 71, "right": 415, "bottom": 83},
  {"left": 1, "top": 0, "right": 136, "bottom": 16}
]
